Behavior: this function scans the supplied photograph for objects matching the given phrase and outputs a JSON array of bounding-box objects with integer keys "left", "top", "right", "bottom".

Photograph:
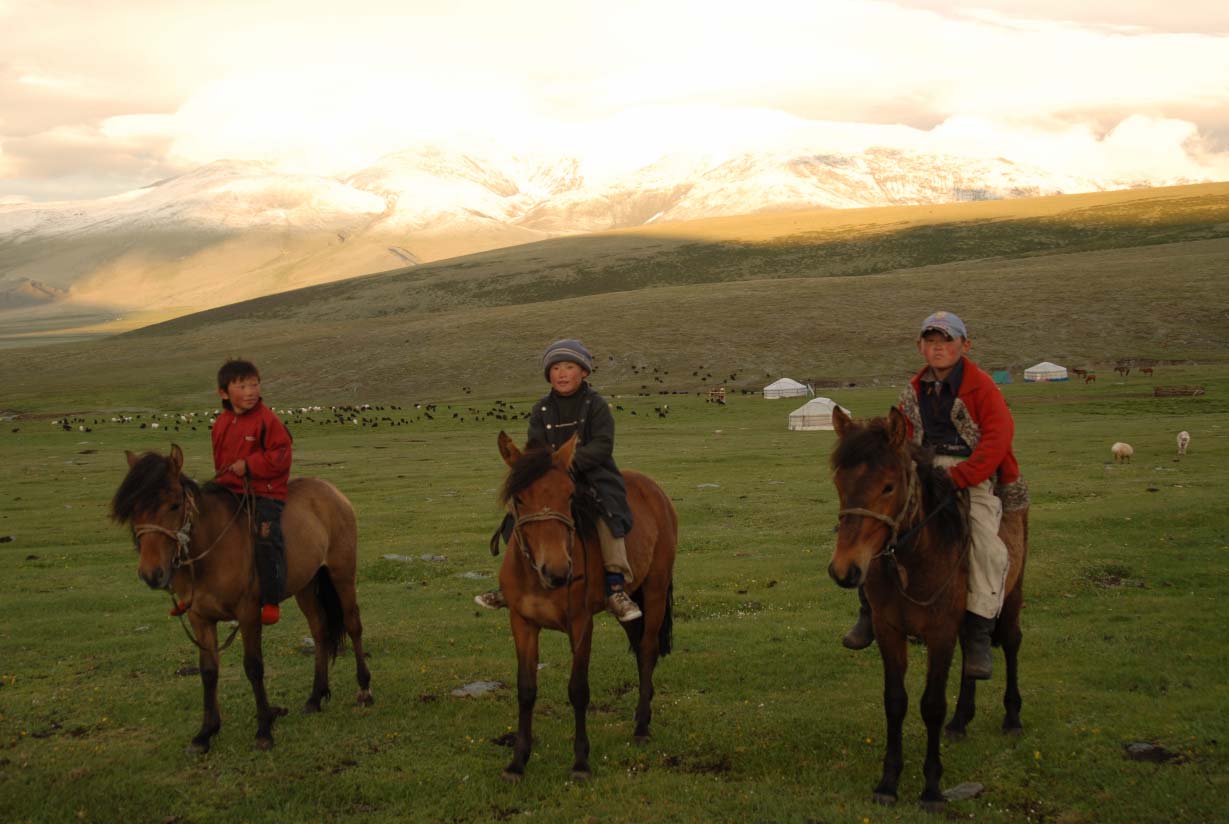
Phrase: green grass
[{"left": 2, "top": 369, "right": 1227, "bottom": 823}]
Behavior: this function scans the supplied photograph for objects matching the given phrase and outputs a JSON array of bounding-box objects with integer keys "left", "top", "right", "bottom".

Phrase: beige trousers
[
  {"left": 596, "top": 520, "right": 633, "bottom": 585},
  {"left": 934, "top": 456, "right": 1009, "bottom": 619}
]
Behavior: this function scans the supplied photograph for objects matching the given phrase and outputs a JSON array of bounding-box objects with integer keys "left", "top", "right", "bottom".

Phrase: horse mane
[
  {"left": 498, "top": 441, "right": 559, "bottom": 505},
  {"left": 110, "top": 452, "right": 201, "bottom": 522},
  {"left": 830, "top": 416, "right": 970, "bottom": 555}
]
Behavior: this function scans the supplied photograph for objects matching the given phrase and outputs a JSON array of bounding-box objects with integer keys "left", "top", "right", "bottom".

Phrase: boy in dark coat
[
  {"left": 211, "top": 358, "right": 292, "bottom": 626},
  {"left": 475, "top": 339, "right": 641, "bottom": 622}
]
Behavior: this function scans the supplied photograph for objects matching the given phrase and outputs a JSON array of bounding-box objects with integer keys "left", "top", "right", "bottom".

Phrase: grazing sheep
[
  {"left": 1177, "top": 431, "right": 1191, "bottom": 456},
  {"left": 1111, "top": 442, "right": 1134, "bottom": 463}
]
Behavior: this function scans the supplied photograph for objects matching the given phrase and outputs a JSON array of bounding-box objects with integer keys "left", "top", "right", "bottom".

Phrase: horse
[
  {"left": 827, "top": 408, "right": 1028, "bottom": 811},
  {"left": 1084, "top": 374, "right": 1097, "bottom": 384},
  {"left": 1071, "top": 368, "right": 1087, "bottom": 379},
  {"left": 110, "top": 444, "right": 372, "bottom": 753},
  {"left": 494, "top": 431, "right": 677, "bottom": 782},
  {"left": 1140, "top": 367, "right": 1154, "bottom": 377}
]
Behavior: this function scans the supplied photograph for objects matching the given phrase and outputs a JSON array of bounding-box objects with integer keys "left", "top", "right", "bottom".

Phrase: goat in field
[
  {"left": 1111, "top": 442, "right": 1134, "bottom": 463},
  {"left": 1177, "top": 431, "right": 1190, "bottom": 456}
]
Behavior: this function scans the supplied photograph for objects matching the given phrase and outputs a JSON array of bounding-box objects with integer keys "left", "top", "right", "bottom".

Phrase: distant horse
[
  {"left": 1071, "top": 368, "right": 1088, "bottom": 379},
  {"left": 1084, "top": 374, "right": 1097, "bottom": 384},
  {"left": 110, "top": 445, "right": 372, "bottom": 753},
  {"left": 1115, "top": 366, "right": 1131, "bottom": 377},
  {"left": 1140, "top": 367, "right": 1154, "bottom": 377},
  {"left": 828, "top": 408, "right": 1028, "bottom": 811},
  {"left": 494, "top": 432, "right": 677, "bottom": 782}
]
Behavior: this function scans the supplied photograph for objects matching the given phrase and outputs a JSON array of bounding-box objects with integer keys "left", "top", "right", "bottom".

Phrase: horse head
[
  {"left": 828, "top": 407, "right": 916, "bottom": 589},
  {"left": 112, "top": 444, "right": 192, "bottom": 590},
  {"left": 498, "top": 430, "right": 578, "bottom": 590}
]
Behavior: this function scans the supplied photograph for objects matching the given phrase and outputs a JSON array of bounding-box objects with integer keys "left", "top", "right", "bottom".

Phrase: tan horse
[
  {"left": 495, "top": 431, "right": 677, "bottom": 782},
  {"left": 828, "top": 408, "right": 1028, "bottom": 811},
  {"left": 110, "top": 444, "right": 372, "bottom": 753}
]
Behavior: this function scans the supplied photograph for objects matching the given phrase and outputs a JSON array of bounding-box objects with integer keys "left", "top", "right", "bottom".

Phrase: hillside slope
[{"left": 1, "top": 183, "right": 1226, "bottom": 413}]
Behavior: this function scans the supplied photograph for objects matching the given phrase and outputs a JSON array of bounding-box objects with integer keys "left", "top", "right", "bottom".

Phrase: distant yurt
[
  {"left": 1024, "top": 361, "right": 1069, "bottom": 382},
  {"left": 763, "top": 378, "right": 812, "bottom": 399},
  {"left": 992, "top": 369, "right": 1013, "bottom": 384},
  {"left": 788, "top": 397, "right": 850, "bottom": 431}
]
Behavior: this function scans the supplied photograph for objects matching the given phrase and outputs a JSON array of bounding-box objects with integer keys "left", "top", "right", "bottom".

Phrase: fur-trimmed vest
[{"left": 898, "top": 358, "right": 1029, "bottom": 512}]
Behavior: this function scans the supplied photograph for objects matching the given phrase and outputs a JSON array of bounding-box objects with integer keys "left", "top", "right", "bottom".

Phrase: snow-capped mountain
[{"left": 0, "top": 143, "right": 1132, "bottom": 315}]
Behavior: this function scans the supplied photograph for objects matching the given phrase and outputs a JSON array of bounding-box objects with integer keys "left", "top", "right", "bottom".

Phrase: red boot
[
  {"left": 169, "top": 600, "right": 190, "bottom": 617},
  {"left": 260, "top": 603, "right": 280, "bottom": 626}
]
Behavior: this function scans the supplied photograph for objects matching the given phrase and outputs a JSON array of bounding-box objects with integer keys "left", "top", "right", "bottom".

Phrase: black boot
[
  {"left": 842, "top": 587, "right": 875, "bottom": 650},
  {"left": 961, "top": 612, "right": 995, "bottom": 680}
]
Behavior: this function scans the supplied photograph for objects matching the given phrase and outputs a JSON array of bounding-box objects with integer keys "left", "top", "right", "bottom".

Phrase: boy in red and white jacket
[
  {"left": 843, "top": 312, "right": 1026, "bottom": 680},
  {"left": 212, "top": 359, "right": 292, "bottom": 625}
]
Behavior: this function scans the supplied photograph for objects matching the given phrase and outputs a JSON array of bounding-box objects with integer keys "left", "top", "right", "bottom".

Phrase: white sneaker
[{"left": 606, "top": 590, "right": 643, "bottom": 622}]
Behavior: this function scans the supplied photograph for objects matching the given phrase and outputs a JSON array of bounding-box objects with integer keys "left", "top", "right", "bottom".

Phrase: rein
[
  {"left": 133, "top": 480, "right": 254, "bottom": 653},
  {"left": 837, "top": 459, "right": 967, "bottom": 608},
  {"left": 509, "top": 497, "right": 591, "bottom": 647}
]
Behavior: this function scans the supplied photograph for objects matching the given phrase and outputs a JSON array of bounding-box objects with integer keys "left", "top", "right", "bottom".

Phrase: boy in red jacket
[
  {"left": 843, "top": 311, "right": 1021, "bottom": 680},
  {"left": 212, "top": 359, "right": 292, "bottom": 625}
]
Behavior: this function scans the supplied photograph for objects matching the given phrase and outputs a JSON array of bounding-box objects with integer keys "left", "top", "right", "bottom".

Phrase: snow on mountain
[{"left": 0, "top": 142, "right": 1138, "bottom": 315}]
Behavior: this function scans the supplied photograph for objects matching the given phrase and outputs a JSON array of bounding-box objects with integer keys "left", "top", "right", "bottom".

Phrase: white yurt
[
  {"left": 1023, "top": 361, "right": 1069, "bottom": 382},
  {"left": 763, "top": 378, "right": 812, "bottom": 399},
  {"left": 788, "top": 397, "right": 850, "bottom": 431}
]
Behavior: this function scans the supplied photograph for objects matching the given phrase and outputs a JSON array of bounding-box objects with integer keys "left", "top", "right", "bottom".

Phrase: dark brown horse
[
  {"left": 110, "top": 444, "right": 372, "bottom": 753},
  {"left": 495, "top": 431, "right": 677, "bottom": 782},
  {"left": 827, "top": 408, "right": 1028, "bottom": 811}
]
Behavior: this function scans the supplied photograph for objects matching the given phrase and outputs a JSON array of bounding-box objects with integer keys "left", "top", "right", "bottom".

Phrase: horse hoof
[
  {"left": 303, "top": 702, "right": 321, "bottom": 715},
  {"left": 272, "top": 706, "right": 289, "bottom": 718},
  {"left": 254, "top": 736, "right": 274, "bottom": 751},
  {"left": 945, "top": 727, "right": 967, "bottom": 741},
  {"left": 570, "top": 769, "right": 592, "bottom": 782},
  {"left": 186, "top": 740, "right": 210, "bottom": 755},
  {"left": 1002, "top": 724, "right": 1023, "bottom": 737},
  {"left": 633, "top": 733, "right": 650, "bottom": 745},
  {"left": 356, "top": 689, "right": 374, "bottom": 706},
  {"left": 873, "top": 793, "right": 898, "bottom": 807},
  {"left": 918, "top": 798, "right": 946, "bottom": 814},
  {"left": 501, "top": 769, "right": 523, "bottom": 784}
]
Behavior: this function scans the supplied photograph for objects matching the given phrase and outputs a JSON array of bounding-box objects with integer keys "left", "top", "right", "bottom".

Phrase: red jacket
[
  {"left": 211, "top": 402, "right": 292, "bottom": 500},
  {"left": 900, "top": 357, "right": 1020, "bottom": 490}
]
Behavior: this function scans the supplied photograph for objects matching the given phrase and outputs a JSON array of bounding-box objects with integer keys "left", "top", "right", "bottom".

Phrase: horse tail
[
  {"left": 314, "top": 567, "right": 346, "bottom": 662},
  {"left": 658, "top": 582, "right": 674, "bottom": 657}
]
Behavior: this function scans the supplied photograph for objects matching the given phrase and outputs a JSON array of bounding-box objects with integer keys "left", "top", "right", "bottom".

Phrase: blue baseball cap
[{"left": 919, "top": 311, "right": 967, "bottom": 340}]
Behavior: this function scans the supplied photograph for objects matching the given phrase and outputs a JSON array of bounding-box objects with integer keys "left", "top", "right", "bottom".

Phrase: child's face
[
  {"left": 219, "top": 376, "right": 261, "bottom": 414},
  {"left": 917, "top": 331, "right": 970, "bottom": 375},
  {"left": 549, "top": 361, "right": 588, "bottom": 396}
]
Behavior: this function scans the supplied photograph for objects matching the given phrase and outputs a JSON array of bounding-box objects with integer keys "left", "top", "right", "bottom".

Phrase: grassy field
[{"left": 2, "top": 366, "right": 1227, "bottom": 823}]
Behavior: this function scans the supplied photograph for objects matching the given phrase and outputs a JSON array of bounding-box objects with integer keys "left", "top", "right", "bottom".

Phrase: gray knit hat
[{"left": 542, "top": 338, "right": 593, "bottom": 380}]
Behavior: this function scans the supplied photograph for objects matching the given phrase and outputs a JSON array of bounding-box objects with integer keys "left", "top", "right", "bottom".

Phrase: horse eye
[
  {"left": 883, "top": 484, "right": 895, "bottom": 495},
  {"left": 169, "top": 503, "right": 181, "bottom": 511}
]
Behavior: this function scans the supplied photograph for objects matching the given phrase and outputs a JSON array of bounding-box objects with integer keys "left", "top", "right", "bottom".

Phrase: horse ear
[
  {"left": 125, "top": 450, "right": 139, "bottom": 468},
  {"left": 888, "top": 407, "right": 909, "bottom": 449},
  {"left": 497, "top": 431, "right": 522, "bottom": 467},
  {"left": 554, "top": 434, "right": 578, "bottom": 471},
  {"left": 832, "top": 407, "right": 853, "bottom": 438},
  {"left": 169, "top": 444, "right": 184, "bottom": 475}
]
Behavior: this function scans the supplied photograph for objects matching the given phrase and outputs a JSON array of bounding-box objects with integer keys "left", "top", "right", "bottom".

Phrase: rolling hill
[{"left": 1, "top": 182, "right": 1226, "bottom": 414}]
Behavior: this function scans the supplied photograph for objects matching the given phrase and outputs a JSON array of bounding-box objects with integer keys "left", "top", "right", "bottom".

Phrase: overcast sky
[{"left": 2, "top": 0, "right": 1227, "bottom": 202}]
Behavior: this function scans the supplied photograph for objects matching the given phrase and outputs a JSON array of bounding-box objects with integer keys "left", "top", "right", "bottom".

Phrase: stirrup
[{"left": 260, "top": 604, "right": 280, "bottom": 625}]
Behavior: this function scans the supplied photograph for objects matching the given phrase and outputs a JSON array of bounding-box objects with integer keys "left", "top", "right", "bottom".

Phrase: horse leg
[
  {"left": 503, "top": 612, "right": 540, "bottom": 783},
  {"left": 628, "top": 585, "right": 665, "bottom": 742},
  {"left": 919, "top": 636, "right": 956, "bottom": 812},
  {"left": 568, "top": 615, "right": 595, "bottom": 780},
  {"left": 294, "top": 590, "right": 331, "bottom": 713},
  {"left": 187, "top": 615, "right": 221, "bottom": 754},
  {"left": 998, "top": 595, "right": 1024, "bottom": 735},
  {"left": 329, "top": 573, "right": 373, "bottom": 706},
  {"left": 241, "top": 620, "right": 287, "bottom": 750},
  {"left": 945, "top": 675, "right": 978, "bottom": 740},
  {"left": 874, "top": 628, "right": 909, "bottom": 806}
]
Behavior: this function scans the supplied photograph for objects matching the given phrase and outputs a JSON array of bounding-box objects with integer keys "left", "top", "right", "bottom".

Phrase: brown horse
[
  {"left": 1084, "top": 374, "right": 1097, "bottom": 384},
  {"left": 827, "top": 408, "right": 1028, "bottom": 811},
  {"left": 494, "top": 431, "right": 677, "bottom": 782},
  {"left": 110, "top": 444, "right": 372, "bottom": 753}
]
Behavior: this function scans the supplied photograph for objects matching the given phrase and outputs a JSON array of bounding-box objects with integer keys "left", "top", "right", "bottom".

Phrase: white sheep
[
  {"left": 1177, "top": 431, "right": 1190, "bottom": 456},
  {"left": 1111, "top": 442, "right": 1134, "bottom": 463}
]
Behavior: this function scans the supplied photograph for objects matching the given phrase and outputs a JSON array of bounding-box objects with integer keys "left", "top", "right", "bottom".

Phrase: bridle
[
  {"left": 510, "top": 497, "right": 577, "bottom": 587},
  {"left": 131, "top": 480, "right": 252, "bottom": 651},
  {"left": 836, "top": 457, "right": 965, "bottom": 608}
]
